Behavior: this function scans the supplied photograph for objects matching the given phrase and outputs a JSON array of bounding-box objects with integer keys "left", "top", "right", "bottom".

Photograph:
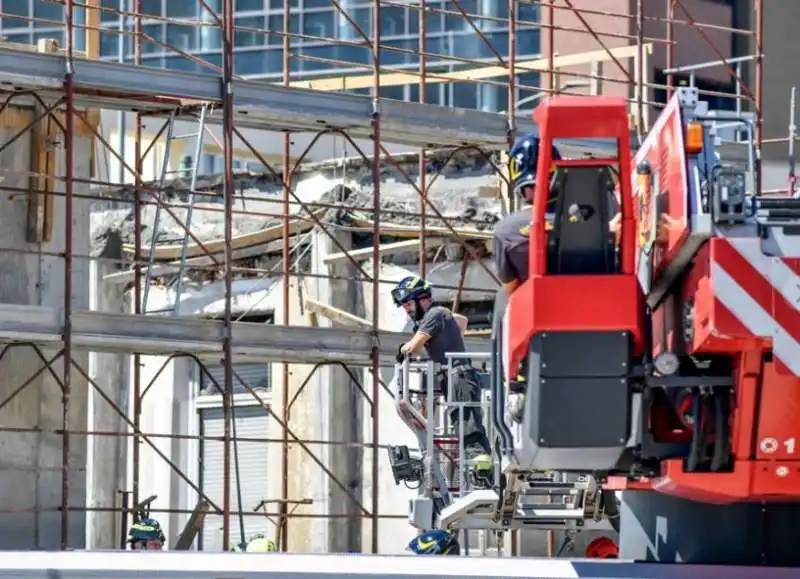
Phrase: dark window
[{"left": 653, "top": 69, "right": 737, "bottom": 111}]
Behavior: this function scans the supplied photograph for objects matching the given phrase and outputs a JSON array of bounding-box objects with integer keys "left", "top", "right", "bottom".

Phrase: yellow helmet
[{"left": 233, "top": 535, "right": 277, "bottom": 553}]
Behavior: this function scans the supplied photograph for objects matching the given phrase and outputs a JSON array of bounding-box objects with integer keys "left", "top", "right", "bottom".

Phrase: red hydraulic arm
[{"left": 504, "top": 96, "right": 644, "bottom": 377}]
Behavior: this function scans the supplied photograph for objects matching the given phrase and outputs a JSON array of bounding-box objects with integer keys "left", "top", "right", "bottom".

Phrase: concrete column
[
  {"left": 0, "top": 110, "right": 91, "bottom": 548},
  {"left": 309, "top": 228, "right": 364, "bottom": 553},
  {"left": 86, "top": 233, "right": 130, "bottom": 548}
]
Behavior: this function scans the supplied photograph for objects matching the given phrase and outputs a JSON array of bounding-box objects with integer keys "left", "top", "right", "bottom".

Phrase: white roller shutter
[
  {"left": 198, "top": 405, "right": 272, "bottom": 551},
  {"left": 199, "top": 363, "right": 270, "bottom": 395}
]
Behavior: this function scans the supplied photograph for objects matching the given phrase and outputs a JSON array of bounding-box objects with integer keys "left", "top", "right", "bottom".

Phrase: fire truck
[{"left": 391, "top": 86, "right": 800, "bottom": 569}]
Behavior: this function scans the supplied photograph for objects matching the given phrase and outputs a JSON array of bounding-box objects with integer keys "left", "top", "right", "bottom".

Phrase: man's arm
[
  {"left": 401, "top": 308, "right": 444, "bottom": 356},
  {"left": 493, "top": 230, "right": 521, "bottom": 295}
]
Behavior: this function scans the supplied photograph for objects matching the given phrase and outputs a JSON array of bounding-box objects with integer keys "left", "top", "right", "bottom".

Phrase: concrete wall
[
  {"left": 86, "top": 274, "right": 297, "bottom": 549},
  {"left": 86, "top": 238, "right": 129, "bottom": 549},
  {"left": 0, "top": 110, "right": 92, "bottom": 548}
]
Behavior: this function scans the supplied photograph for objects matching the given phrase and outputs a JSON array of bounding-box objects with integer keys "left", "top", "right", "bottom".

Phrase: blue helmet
[
  {"left": 508, "top": 133, "right": 561, "bottom": 196},
  {"left": 128, "top": 517, "right": 165, "bottom": 544},
  {"left": 391, "top": 276, "right": 432, "bottom": 307},
  {"left": 408, "top": 529, "right": 460, "bottom": 555}
]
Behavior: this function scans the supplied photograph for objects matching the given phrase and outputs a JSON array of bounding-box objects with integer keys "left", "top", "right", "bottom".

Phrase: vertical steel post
[
  {"left": 370, "top": 0, "right": 382, "bottom": 554},
  {"left": 131, "top": 0, "right": 143, "bottom": 513},
  {"left": 221, "top": 0, "right": 235, "bottom": 550},
  {"left": 62, "top": 0, "right": 76, "bottom": 551},
  {"left": 280, "top": 0, "right": 292, "bottom": 552},
  {"left": 754, "top": 0, "right": 764, "bottom": 197},
  {"left": 418, "top": 1, "right": 427, "bottom": 276}
]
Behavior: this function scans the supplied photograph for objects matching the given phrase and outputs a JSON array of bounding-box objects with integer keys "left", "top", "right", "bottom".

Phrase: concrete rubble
[{"left": 90, "top": 152, "right": 505, "bottom": 253}]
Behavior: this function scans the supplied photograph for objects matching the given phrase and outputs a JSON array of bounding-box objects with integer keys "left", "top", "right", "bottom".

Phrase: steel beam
[
  {"left": 0, "top": 48, "right": 534, "bottom": 148},
  {"left": 0, "top": 304, "right": 487, "bottom": 365}
]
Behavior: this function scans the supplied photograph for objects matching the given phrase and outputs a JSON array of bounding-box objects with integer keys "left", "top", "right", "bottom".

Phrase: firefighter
[
  {"left": 494, "top": 134, "right": 623, "bottom": 398},
  {"left": 232, "top": 534, "right": 277, "bottom": 552},
  {"left": 128, "top": 518, "right": 166, "bottom": 551},
  {"left": 393, "top": 275, "right": 493, "bottom": 487},
  {"left": 408, "top": 529, "right": 461, "bottom": 555},
  {"left": 494, "top": 133, "right": 623, "bottom": 297}
]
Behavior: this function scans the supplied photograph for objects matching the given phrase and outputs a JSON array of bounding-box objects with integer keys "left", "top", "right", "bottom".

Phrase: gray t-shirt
[
  {"left": 493, "top": 207, "right": 532, "bottom": 284},
  {"left": 493, "top": 207, "right": 557, "bottom": 284},
  {"left": 414, "top": 304, "right": 467, "bottom": 365}
]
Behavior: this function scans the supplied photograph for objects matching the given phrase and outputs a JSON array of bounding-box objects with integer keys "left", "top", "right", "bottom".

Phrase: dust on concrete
[{"left": 91, "top": 159, "right": 504, "bottom": 252}]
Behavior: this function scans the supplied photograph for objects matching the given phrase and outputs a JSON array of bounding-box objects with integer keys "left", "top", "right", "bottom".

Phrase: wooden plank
[
  {"left": 347, "top": 218, "right": 494, "bottom": 241},
  {"left": 121, "top": 208, "right": 327, "bottom": 260},
  {"left": 304, "top": 297, "right": 372, "bottom": 330},
  {"left": 290, "top": 44, "right": 652, "bottom": 92},
  {"left": 321, "top": 238, "right": 447, "bottom": 265}
]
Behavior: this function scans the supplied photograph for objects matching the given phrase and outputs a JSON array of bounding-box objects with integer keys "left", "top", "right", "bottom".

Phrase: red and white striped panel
[{"left": 711, "top": 236, "right": 800, "bottom": 377}]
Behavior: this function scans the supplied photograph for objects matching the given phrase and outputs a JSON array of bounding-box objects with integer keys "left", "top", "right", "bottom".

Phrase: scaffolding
[{"left": 0, "top": 0, "right": 771, "bottom": 556}]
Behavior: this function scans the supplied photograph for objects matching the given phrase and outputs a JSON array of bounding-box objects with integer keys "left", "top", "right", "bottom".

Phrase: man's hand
[{"left": 609, "top": 213, "right": 622, "bottom": 245}]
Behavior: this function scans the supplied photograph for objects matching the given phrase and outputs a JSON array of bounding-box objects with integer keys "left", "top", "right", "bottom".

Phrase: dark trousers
[{"left": 444, "top": 368, "right": 491, "bottom": 454}]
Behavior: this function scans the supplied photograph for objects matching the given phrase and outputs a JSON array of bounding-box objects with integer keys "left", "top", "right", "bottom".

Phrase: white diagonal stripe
[
  {"left": 712, "top": 262, "right": 800, "bottom": 376},
  {"left": 725, "top": 237, "right": 800, "bottom": 316}
]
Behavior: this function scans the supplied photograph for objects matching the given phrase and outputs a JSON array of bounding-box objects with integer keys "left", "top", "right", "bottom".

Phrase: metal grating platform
[
  {"left": 0, "top": 48, "right": 535, "bottom": 149},
  {"left": 0, "top": 304, "right": 488, "bottom": 365}
]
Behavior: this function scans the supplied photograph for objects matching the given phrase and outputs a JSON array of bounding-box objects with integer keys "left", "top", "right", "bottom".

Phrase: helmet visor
[{"left": 391, "top": 287, "right": 413, "bottom": 306}]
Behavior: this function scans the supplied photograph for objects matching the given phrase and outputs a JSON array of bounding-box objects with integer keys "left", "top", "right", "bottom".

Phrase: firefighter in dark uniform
[
  {"left": 392, "top": 275, "right": 493, "bottom": 486},
  {"left": 493, "top": 134, "right": 623, "bottom": 419}
]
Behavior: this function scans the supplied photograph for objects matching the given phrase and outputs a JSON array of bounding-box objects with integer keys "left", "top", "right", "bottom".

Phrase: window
[
  {"left": 445, "top": 0, "right": 477, "bottom": 31},
  {"left": 100, "top": 0, "right": 121, "bottom": 23},
  {"left": 141, "top": 24, "right": 164, "bottom": 54},
  {"left": 166, "top": 2, "right": 195, "bottom": 18},
  {"left": 164, "top": 55, "right": 198, "bottom": 72},
  {"left": 34, "top": 0, "right": 63, "bottom": 22},
  {"left": 236, "top": 0, "right": 263, "bottom": 10},
  {"left": 139, "top": 0, "right": 161, "bottom": 17},
  {"left": 166, "top": 24, "right": 196, "bottom": 51},
  {"left": 100, "top": 30, "right": 123, "bottom": 58},
  {"left": 379, "top": 85, "right": 405, "bottom": 101},
  {"left": 302, "top": 10, "right": 333, "bottom": 38},
  {"left": 203, "top": 154, "right": 216, "bottom": 175},
  {"left": 265, "top": 14, "right": 300, "bottom": 44},
  {"left": 3, "top": 0, "right": 28, "bottom": 17},
  {"left": 338, "top": 7, "right": 372, "bottom": 40},
  {"left": 380, "top": 38, "right": 414, "bottom": 66},
  {"left": 452, "top": 83, "right": 478, "bottom": 110},
  {"left": 235, "top": 16, "right": 266, "bottom": 48},
  {"left": 2, "top": 0, "right": 29, "bottom": 29},
  {"left": 516, "top": 28, "right": 540, "bottom": 58},
  {"left": 379, "top": 6, "right": 405, "bottom": 37},
  {"left": 518, "top": 2, "right": 539, "bottom": 23},
  {"left": 653, "top": 69, "right": 737, "bottom": 111},
  {"left": 234, "top": 48, "right": 285, "bottom": 76}
]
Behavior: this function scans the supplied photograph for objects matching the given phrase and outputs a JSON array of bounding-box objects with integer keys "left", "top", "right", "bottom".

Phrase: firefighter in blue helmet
[
  {"left": 493, "top": 134, "right": 622, "bottom": 401},
  {"left": 495, "top": 133, "right": 622, "bottom": 296},
  {"left": 392, "top": 276, "right": 493, "bottom": 487},
  {"left": 408, "top": 529, "right": 461, "bottom": 555},
  {"left": 128, "top": 517, "right": 166, "bottom": 550}
]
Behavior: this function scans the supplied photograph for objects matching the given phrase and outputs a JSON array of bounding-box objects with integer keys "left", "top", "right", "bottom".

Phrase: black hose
[
  {"left": 491, "top": 290, "right": 514, "bottom": 455},
  {"left": 686, "top": 390, "right": 702, "bottom": 472},
  {"left": 711, "top": 387, "right": 730, "bottom": 472}
]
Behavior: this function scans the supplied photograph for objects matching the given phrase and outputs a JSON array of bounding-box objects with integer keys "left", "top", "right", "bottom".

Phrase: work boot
[
  {"left": 508, "top": 393, "right": 525, "bottom": 424},
  {"left": 465, "top": 445, "right": 494, "bottom": 489},
  {"left": 509, "top": 373, "right": 527, "bottom": 394}
]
